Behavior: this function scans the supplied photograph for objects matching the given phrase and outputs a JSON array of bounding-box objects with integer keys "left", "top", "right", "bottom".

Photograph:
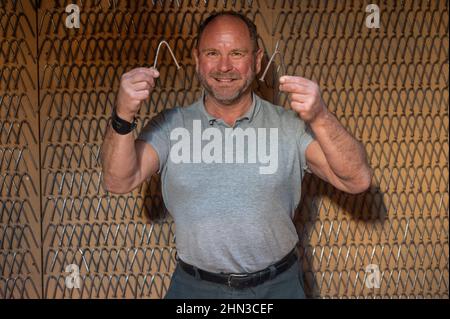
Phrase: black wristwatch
[{"left": 111, "top": 109, "right": 137, "bottom": 135}]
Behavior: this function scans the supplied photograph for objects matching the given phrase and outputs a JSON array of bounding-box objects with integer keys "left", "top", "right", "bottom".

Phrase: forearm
[
  {"left": 309, "top": 111, "right": 371, "bottom": 182},
  {"left": 100, "top": 123, "right": 140, "bottom": 192}
]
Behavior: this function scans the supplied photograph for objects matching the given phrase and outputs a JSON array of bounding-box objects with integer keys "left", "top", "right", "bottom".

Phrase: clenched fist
[
  {"left": 279, "top": 75, "right": 327, "bottom": 123},
  {"left": 115, "top": 67, "right": 160, "bottom": 121}
]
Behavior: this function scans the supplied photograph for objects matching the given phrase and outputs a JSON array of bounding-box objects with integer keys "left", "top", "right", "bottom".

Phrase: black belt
[{"left": 178, "top": 248, "right": 298, "bottom": 289}]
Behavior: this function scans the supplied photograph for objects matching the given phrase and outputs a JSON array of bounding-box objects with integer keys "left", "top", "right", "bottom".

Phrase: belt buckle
[{"left": 227, "top": 273, "right": 249, "bottom": 288}]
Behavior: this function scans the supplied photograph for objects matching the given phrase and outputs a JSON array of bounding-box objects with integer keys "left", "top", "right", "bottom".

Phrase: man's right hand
[{"left": 115, "top": 67, "right": 160, "bottom": 122}]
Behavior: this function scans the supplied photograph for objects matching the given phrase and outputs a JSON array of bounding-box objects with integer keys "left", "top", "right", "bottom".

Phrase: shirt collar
[{"left": 199, "top": 91, "right": 260, "bottom": 123}]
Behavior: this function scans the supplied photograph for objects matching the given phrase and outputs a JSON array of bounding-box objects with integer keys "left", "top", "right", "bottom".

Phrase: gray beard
[{"left": 196, "top": 70, "right": 255, "bottom": 105}]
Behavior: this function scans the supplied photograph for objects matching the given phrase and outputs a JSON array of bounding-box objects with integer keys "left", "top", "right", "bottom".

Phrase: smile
[{"left": 214, "top": 78, "right": 237, "bottom": 82}]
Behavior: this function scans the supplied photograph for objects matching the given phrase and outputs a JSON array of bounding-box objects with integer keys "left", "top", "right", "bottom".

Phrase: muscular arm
[
  {"left": 100, "top": 67, "right": 161, "bottom": 194},
  {"left": 306, "top": 112, "right": 372, "bottom": 194},
  {"left": 100, "top": 125, "right": 159, "bottom": 194},
  {"left": 279, "top": 75, "right": 372, "bottom": 194}
]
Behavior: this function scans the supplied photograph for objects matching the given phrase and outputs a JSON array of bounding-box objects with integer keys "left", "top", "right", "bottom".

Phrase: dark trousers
[{"left": 164, "top": 261, "right": 306, "bottom": 299}]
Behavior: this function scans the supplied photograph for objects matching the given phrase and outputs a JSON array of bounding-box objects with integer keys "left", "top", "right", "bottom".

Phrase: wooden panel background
[{"left": 0, "top": 0, "right": 448, "bottom": 298}]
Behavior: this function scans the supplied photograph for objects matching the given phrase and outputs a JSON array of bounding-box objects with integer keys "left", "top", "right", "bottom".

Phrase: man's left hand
[{"left": 279, "top": 75, "right": 327, "bottom": 123}]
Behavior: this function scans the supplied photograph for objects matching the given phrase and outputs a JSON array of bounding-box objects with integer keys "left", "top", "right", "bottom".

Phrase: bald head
[{"left": 196, "top": 11, "right": 259, "bottom": 51}]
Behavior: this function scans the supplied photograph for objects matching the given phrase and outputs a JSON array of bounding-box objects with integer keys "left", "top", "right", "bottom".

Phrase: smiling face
[{"left": 193, "top": 15, "right": 263, "bottom": 105}]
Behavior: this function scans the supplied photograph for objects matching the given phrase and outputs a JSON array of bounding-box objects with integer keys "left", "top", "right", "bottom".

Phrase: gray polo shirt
[{"left": 138, "top": 93, "right": 314, "bottom": 273}]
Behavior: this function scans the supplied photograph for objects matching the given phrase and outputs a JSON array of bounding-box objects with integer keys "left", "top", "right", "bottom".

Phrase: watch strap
[{"left": 111, "top": 110, "right": 137, "bottom": 135}]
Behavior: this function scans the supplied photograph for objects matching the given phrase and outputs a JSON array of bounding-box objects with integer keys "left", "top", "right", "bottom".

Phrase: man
[{"left": 100, "top": 11, "right": 372, "bottom": 299}]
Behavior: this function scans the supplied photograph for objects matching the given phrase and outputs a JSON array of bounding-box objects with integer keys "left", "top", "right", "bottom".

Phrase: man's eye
[
  {"left": 206, "top": 51, "right": 218, "bottom": 56},
  {"left": 231, "top": 52, "right": 243, "bottom": 57}
]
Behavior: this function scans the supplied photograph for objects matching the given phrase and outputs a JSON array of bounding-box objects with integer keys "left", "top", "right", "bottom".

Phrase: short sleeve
[
  {"left": 137, "top": 111, "right": 171, "bottom": 173},
  {"left": 297, "top": 122, "right": 315, "bottom": 173}
]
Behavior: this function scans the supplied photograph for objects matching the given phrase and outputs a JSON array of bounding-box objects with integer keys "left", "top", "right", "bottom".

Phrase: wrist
[
  {"left": 111, "top": 109, "right": 137, "bottom": 135},
  {"left": 115, "top": 107, "right": 136, "bottom": 123},
  {"left": 309, "top": 108, "right": 332, "bottom": 130}
]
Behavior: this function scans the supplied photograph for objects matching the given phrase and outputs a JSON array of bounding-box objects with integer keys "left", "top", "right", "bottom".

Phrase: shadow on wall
[
  {"left": 143, "top": 173, "right": 168, "bottom": 222},
  {"left": 294, "top": 173, "right": 388, "bottom": 298}
]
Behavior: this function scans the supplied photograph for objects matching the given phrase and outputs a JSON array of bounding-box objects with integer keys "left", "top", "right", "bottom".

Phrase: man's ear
[
  {"left": 255, "top": 47, "right": 264, "bottom": 75},
  {"left": 193, "top": 47, "right": 199, "bottom": 72}
]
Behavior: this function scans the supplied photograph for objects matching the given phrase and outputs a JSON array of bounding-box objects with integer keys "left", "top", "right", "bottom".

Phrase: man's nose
[{"left": 217, "top": 55, "right": 233, "bottom": 72}]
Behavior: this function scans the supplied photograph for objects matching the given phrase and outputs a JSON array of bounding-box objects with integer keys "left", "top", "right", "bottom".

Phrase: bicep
[
  {"left": 305, "top": 140, "right": 351, "bottom": 193},
  {"left": 132, "top": 140, "right": 161, "bottom": 187}
]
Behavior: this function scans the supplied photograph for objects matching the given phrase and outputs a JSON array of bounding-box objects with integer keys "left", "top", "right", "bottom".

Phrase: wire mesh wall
[
  {"left": 0, "top": 0, "right": 448, "bottom": 298},
  {"left": 0, "top": 0, "right": 41, "bottom": 298}
]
